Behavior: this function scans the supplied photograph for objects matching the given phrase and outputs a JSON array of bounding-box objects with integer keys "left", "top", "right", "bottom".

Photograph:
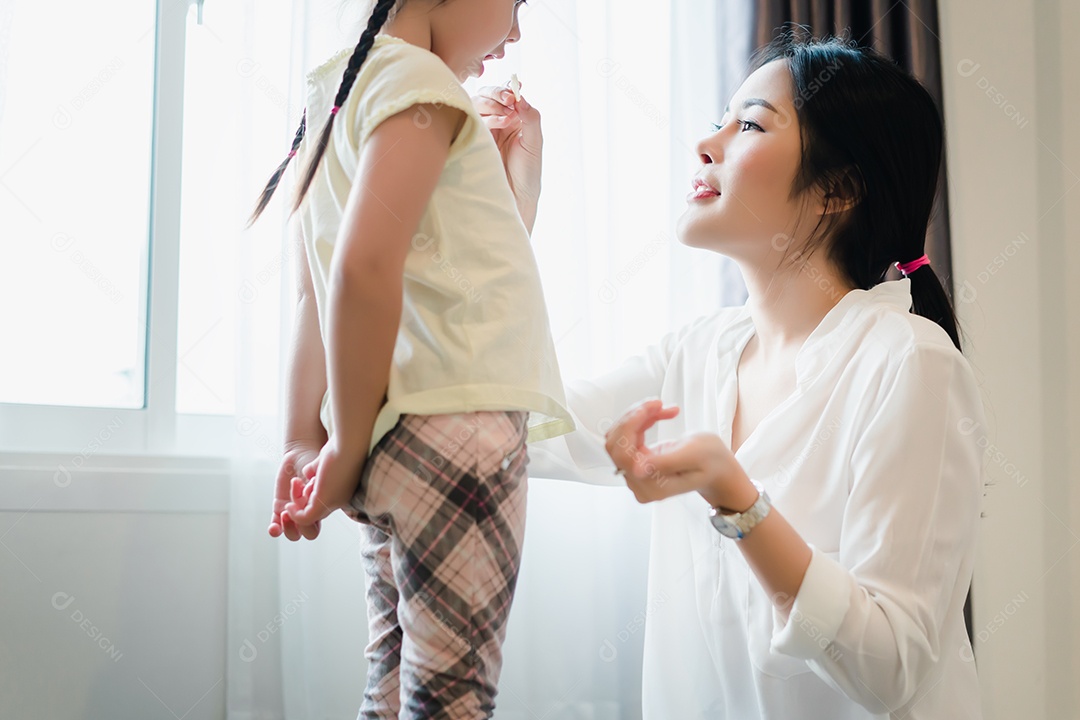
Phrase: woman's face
[{"left": 677, "top": 60, "right": 813, "bottom": 260}]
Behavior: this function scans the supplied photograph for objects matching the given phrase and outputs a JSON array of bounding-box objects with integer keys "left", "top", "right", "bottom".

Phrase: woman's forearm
[
  {"left": 325, "top": 268, "right": 402, "bottom": 459},
  {"left": 703, "top": 470, "right": 813, "bottom": 616},
  {"left": 737, "top": 509, "right": 814, "bottom": 617}
]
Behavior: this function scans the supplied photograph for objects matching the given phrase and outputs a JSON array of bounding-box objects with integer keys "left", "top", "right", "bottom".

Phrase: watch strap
[{"left": 710, "top": 484, "right": 771, "bottom": 539}]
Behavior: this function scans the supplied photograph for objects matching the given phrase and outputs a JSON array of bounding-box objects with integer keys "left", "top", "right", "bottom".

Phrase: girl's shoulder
[
  {"left": 306, "top": 35, "right": 463, "bottom": 94},
  {"left": 306, "top": 46, "right": 355, "bottom": 87},
  {"left": 304, "top": 36, "right": 472, "bottom": 132},
  {"left": 301, "top": 36, "right": 480, "bottom": 169}
]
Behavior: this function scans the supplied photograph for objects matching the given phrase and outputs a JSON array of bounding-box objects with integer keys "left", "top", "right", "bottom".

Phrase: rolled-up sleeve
[
  {"left": 770, "top": 546, "right": 853, "bottom": 659},
  {"left": 526, "top": 351, "right": 667, "bottom": 486},
  {"left": 526, "top": 314, "right": 722, "bottom": 485},
  {"left": 769, "top": 343, "right": 985, "bottom": 712}
]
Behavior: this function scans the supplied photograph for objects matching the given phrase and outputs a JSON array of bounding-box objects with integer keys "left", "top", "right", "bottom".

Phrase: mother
[{"left": 479, "top": 36, "right": 984, "bottom": 719}]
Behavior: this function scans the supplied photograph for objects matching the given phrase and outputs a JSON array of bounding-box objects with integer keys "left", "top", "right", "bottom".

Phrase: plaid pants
[{"left": 347, "top": 411, "right": 529, "bottom": 720}]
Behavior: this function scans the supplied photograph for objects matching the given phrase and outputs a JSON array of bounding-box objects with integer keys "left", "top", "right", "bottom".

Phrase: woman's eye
[{"left": 711, "top": 119, "right": 763, "bottom": 133}]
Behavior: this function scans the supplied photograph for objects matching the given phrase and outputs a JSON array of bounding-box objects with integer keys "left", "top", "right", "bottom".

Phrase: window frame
[{"left": 0, "top": 0, "right": 236, "bottom": 458}]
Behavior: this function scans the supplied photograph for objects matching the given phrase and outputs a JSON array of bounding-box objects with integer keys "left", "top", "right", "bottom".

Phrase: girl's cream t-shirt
[{"left": 295, "top": 35, "right": 574, "bottom": 454}]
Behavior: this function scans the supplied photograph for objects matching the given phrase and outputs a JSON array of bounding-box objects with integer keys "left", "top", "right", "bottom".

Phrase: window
[
  {"left": 175, "top": 2, "right": 295, "bottom": 417},
  {"left": 0, "top": 0, "right": 275, "bottom": 455},
  {"left": 0, "top": 1, "right": 156, "bottom": 410}
]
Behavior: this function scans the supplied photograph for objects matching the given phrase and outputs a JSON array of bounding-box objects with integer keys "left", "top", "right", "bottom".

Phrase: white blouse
[{"left": 527, "top": 278, "right": 986, "bottom": 719}]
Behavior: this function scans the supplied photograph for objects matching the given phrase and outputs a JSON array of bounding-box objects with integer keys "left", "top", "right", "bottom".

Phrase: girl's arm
[
  {"left": 285, "top": 102, "right": 466, "bottom": 526},
  {"left": 473, "top": 86, "right": 543, "bottom": 234},
  {"left": 269, "top": 218, "right": 328, "bottom": 541},
  {"left": 283, "top": 216, "right": 329, "bottom": 451}
]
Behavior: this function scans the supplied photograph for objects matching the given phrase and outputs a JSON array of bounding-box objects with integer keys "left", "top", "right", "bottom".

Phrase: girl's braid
[{"left": 248, "top": 0, "right": 400, "bottom": 225}]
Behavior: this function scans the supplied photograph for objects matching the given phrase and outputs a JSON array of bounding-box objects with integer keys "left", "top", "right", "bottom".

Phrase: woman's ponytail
[
  {"left": 247, "top": 0, "right": 400, "bottom": 226},
  {"left": 906, "top": 263, "right": 962, "bottom": 351}
]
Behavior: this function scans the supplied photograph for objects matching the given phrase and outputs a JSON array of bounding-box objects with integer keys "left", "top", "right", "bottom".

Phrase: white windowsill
[{"left": 0, "top": 451, "right": 275, "bottom": 514}]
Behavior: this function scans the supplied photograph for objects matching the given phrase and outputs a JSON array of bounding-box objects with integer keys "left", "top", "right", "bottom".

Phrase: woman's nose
[{"left": 696, "top": 135, "right": 719, "bottom": 165}]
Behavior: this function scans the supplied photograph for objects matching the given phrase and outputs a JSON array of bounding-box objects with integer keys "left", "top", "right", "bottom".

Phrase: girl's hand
[
  {"left": 472, "top": 84, "right": 543, "bottom": 217},
  {"left": 605, "top": 400, "right": 756, "bottom": 508},
  {"left": 269, "top": 443, "right": 322, "bottom": 541},
  {"left": 282, "top": 435, "right": 366, "bottom": 530}
]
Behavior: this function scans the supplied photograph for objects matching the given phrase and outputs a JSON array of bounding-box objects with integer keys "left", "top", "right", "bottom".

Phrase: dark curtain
[{"left": 753, "top": 0, "right": 954, "bottom": 294}]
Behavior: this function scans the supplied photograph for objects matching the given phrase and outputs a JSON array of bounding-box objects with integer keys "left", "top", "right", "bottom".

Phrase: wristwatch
[{"left": 708, "top": 482, "right": 771, "bottom": 539}]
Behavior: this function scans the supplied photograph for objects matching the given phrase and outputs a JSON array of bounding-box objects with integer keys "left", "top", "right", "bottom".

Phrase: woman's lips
[{"left": 688, "top": 178, "right": 721, "bottom": 201}]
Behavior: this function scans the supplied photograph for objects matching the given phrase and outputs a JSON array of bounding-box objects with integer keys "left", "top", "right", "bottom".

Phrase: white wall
[
  {"left": 0, "top": 458, "right": 230, "bottom": 720},
  {"left": 940, "top": 0, "right": 1079, "bottom": 717}
]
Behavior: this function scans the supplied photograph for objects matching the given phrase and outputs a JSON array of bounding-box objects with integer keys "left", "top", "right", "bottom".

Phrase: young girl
[
  {"left": 251, "top": 1, "right": 574, "bottom": 717},
  {"left": 518, "top": 37, "right": 987, "bottom": 718}
]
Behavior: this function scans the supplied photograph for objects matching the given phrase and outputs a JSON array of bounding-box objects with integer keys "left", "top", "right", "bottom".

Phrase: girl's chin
[{"left": 458, "top": 60, "right": 484, "bottom": 80}]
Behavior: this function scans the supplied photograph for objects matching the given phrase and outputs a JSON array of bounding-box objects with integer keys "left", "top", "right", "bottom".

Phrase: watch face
[
  {"left": 709, "top": 513, "right": 742, "bottom": 539},
  {"left": 709, "top": 488, "right": 770, "bottom": 539}
]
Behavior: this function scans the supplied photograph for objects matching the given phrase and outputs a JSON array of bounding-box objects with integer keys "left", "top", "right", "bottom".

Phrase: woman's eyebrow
[{"left": 723, "top": 98, "right": 780, "bottom": 114}]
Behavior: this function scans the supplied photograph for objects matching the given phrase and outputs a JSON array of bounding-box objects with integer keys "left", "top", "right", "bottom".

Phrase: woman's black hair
[
  {"left": 751, "top": 34, "right": 962, "bottom": 351},
  {"left": 247, "top": 0, "right": 400, "bottom": 226},
  {"left": 756, "top": 32, "right": 975, "bottom": 648}
]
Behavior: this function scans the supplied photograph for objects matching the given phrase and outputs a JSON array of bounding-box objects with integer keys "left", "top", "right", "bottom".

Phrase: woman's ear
[{"left": 817, "top": 168, "right": 864, "bottom": 216}]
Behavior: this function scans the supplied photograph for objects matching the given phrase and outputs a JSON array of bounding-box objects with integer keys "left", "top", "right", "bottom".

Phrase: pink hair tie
[
  {"left": 895, "top": 254, "right": 930, "bottom": 276},
  {"left": 287, "top": 149, "right": 297, "bottom": 158},
  {"left": 330, "top": 105, "right": 341, "bottom": 115}
]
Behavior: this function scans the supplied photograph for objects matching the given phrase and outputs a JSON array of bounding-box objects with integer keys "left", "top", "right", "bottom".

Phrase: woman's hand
[
  {"left": 472, "top": 83, "right": 543, "bottom": 231},
  {"left": 605, "top": 399, "right": 757, "bottom": 509},
  {"left": 282, "top": 434, "right": 366, "bottom": 531},
  {"left": 269, "top": 443, "right": 322, "bottom": 541}
]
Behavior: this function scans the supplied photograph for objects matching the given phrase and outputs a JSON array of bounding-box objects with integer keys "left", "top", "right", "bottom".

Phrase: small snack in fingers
[{"left": 509, "top": 74, "right": 522, "bottom": 102}]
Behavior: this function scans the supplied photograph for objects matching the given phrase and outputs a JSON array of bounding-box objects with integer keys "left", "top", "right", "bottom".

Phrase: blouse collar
[
  {"left": 726, "top": 278, "right": 914, "bottom": 386},
  {"left": 794, "top": 278, "right": 913, "bottom": 384}
]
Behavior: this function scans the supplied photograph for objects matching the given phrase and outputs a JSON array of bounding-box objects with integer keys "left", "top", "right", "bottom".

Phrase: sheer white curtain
[
  {"left": 220, "top": 1, "right": 753, "bottom": 718},
  {"left": 217, "top": 3, "right": 369, "bottom": 718}
]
